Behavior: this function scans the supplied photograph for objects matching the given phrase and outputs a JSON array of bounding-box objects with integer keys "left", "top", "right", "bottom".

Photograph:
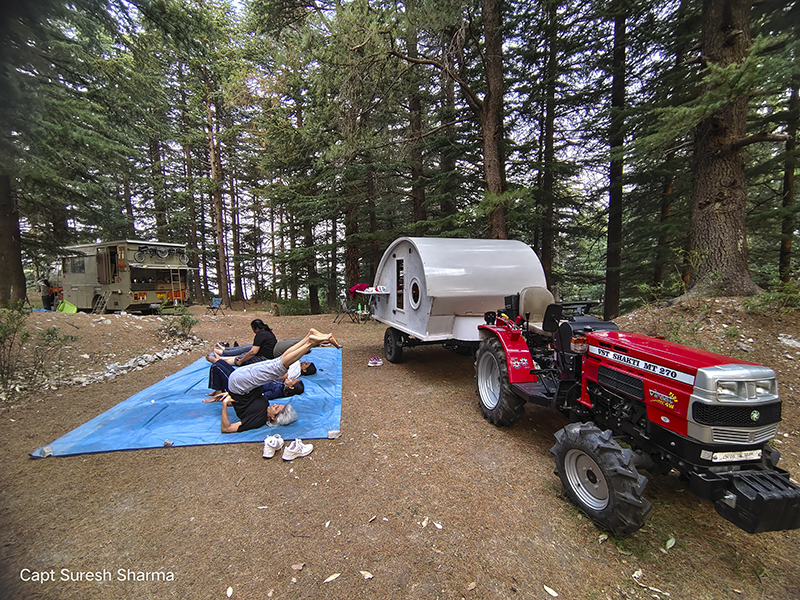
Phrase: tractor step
[{"left": 511, "top": 381, "right": 553, "bottom": 407}]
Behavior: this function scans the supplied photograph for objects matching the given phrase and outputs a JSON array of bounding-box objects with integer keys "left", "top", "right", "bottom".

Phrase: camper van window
[
  {"left": 64, "top": 256, "right": 85, "bottom": 274},
  {"left": 396, "top": 259, "right": 404, "bottom": 310},
  {"left": 410, "top": 279, "right": 421, "bottom": 308}
]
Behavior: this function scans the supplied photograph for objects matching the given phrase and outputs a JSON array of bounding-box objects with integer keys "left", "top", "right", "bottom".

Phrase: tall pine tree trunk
[
  {"left": 540, "top": 0, "right": 558, "bottom": 290},
  {"left": 653, "top": 151, "right": 676, "bottom": 287},
  {"left": 206, "top": 100, "right": 230, "bottom": 306},
  {"left": 304, "top": 220, "right": 320, "bottom": 314},
  {"left": 0, "top": 175, "right": 27, "bottom": 307},
  {"left": 779, "top": 76, "right": 797, "bottom": 282},
  {"left": 688, "top": 0, "right": 760, "bottom": 296},
  {"left": 604, "top": 5, "right": 626, "bottom": 321},
  {"left": 481, "top": 0, "right": 508, "bottom": 239},
  {"left": 439, "top": 67, "right": 458, "bottom": 219},
  {"left": 230, "top": 173, "right": 245, "bottom": 302},
  {"left": 345, "top": 203, "right": 360, "bottom": 291},
  {"left": 407, "top": 1, "right": 427, "bottom": 235},
  {"left": 149, "top": 138, "right": 168, "bottom": 240}
]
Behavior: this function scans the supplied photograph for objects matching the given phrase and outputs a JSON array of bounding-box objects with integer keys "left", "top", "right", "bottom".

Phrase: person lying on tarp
[
  {"left": 205, "top": 329, "right": 340, "bottom": 434},
  {"left": 214, "top": 319, "right": 277, "bottom": 367},
  {"left": 204, "top": 360, "right": 304, "bottom": 404},
  {"left": 212, "top": 337, "right": 317, "bottom": 377}
]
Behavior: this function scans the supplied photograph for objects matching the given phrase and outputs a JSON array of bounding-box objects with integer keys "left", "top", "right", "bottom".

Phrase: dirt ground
[{"left": 1, "top": 299, "right": 799, "bottom": 600}]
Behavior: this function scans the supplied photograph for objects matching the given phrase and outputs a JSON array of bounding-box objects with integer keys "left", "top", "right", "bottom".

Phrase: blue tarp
[{"left": 31, "top": 347, "right": 342, "bottom": 458}]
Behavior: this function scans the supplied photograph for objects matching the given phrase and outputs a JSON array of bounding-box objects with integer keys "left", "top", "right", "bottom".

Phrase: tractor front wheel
[
  {"left": 474, "top": 336, "right": 525, "bottom": 426},
  {"left": 384, "top": 327, "right": 404, "bottom": 363},
  {"left": 551, "top": 422, "right": 652, "bottom": 535}
]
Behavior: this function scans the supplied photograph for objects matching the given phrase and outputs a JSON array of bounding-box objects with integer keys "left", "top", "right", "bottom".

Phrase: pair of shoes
[
  {"left": 282, "top": 438, "right": 313, "bottom": 461},
  {"left": 217, "top": 341, "right": 230, "bottom": 348},
  {"left": 368, "top": 357, "right": 383, "bottom": 366},
  {"left": 263, "top": 434, "right": 284, "bottom": 458}
]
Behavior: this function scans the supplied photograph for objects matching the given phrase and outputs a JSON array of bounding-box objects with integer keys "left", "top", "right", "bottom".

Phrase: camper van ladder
[
  {"left": 169, "top": 268, "right": 181, "bottom": 305},
  {"left": 92, "top": 290, "right": 112, "bottom": 314}
]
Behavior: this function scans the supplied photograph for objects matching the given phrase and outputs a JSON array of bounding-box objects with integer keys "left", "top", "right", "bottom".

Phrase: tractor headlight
[
  {"left": 755, "top": 379, "right": 776, "bottom": 397},
  {"left": 716, "top": 381, "right": 740, "bottom": 400}
]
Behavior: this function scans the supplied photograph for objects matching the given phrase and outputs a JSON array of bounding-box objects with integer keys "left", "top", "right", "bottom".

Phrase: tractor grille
[
  {"left": 598, "top": 366, "right": 644, "bottom": 401},
  {"left": 692, "top": 401, "right": 781, "bottom": 427},
  {"left": 711, "top": 424, "right": 779, "bottom": 445}
]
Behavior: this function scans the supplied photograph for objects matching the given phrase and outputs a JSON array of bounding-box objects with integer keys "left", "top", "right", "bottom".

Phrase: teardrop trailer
[
  {"left": 372, "top": 237, "right": 800, "bottom": 535},
  {"left": 370, "top": 237, "right": 552, "bottom": 362}
]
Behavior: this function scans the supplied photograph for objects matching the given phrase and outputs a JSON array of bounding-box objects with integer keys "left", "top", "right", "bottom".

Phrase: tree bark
[
  {"left": 604, "top": 4, "right": 626, "bottom": 321},
  {"left": 688, "top": 0, "right": 760, "bottom": 296},
  {"left": 0, "top": 175, "right": 27, "bottom": 307}
]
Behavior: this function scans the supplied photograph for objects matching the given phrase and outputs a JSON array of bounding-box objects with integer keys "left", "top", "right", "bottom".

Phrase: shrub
[
  {"left": 157, "top": 303, "right": 199, "bottom": 339},
  {"left": 0, "top": 304, "right": 31, "bottom": 388},
  {"left": 744, "top": 280, "right": 800, "bottom": 314},
  {"left": 26, "top": 327, "right": 79, "bottom": 382}
]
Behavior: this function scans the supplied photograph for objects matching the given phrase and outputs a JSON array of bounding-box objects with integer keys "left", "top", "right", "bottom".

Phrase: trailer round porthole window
[{"left": 410, "top": 278, "right": 421, "bottom": 308}]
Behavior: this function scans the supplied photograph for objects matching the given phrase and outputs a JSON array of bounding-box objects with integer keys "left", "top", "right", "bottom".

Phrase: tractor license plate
[{"left": 709, "top": 449, "right": 762, "bottom": 463}]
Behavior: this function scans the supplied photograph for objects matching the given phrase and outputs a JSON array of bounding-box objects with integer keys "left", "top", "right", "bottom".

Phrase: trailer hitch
[{"left": 691, "top": 468, "right": 800, "bottom": 533}]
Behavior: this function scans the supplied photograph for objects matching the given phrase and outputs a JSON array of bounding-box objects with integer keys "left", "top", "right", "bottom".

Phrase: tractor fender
[{"left": 478, "top": 324, "right": 538, "bottom": 384}]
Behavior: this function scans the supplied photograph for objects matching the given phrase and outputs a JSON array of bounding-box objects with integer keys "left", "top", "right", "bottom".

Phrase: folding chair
[
  {"left": 333, "top": 294, "right": 358, "bottom": 324},
  {"left": 205, "top": 297, "right": 225, "bottom": 316}
]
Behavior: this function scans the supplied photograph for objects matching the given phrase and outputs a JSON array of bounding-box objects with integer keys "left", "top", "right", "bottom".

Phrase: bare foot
[
  {"left": 308, "top": 329, "right": 341, "bottom": 348},
  {"left": 203, "top": 391, "right": 226, "bottom": 403},
  {"left": 205, "top": 352, "right": 219, "bottom": 363}
]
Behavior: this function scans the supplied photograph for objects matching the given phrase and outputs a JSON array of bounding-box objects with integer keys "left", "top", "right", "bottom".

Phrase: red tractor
[{"left": 475, "top": 294, "right": 800, "bottom": 535}]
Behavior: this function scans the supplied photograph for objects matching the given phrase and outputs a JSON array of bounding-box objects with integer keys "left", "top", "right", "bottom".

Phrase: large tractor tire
[
  {"left": 551, "top": 422, "right": 652, "bottom": 535},
  {"left": 384, "top": 327, "right": 404, "bottom": 363},
  {"left": 474, "top": 336, "right": 526, "bottom": 426}
]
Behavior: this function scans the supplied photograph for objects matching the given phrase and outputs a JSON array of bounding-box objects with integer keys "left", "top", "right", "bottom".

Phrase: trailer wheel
[
  {"left": 474, "top": 336, "right": 525, "bottom": 426},
  {"left": 551, "top": 422, "right": 652, "bottom": 535},
  {"left": 384, "top": 327, "right": 404, "bottom": 363},
  {"left": 133, "top": 250, "right": 147, "bottom": 262}
]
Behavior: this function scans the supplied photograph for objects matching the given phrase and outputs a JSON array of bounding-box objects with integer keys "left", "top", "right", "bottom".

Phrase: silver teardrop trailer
[{"left": 369, "top": 237, "right": 551, "bottom": 362}]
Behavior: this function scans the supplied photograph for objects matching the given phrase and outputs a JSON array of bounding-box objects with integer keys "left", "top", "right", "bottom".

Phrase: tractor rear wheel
[
  {"left": 474, "top": 336, "right": 525, "bottom": 426},
  {"left": 551, "top": 422, "right": 651, "bottom": 535},
  {"left": 383, "top": 327, "right": 404, "bottom": 363}
]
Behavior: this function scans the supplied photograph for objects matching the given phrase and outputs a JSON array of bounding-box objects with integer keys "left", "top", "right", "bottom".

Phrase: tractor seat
[{"left": 518, "top": 286, "right": 555, "bottom": 336}]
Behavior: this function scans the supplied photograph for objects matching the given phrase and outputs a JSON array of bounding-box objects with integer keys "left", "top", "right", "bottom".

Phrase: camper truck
[{"left": 58, "top": 240, "right": 192, "bottom": 313}]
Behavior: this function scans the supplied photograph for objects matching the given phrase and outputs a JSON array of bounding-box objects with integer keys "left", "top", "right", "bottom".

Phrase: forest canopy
[{"left": 1, "top": 0, "right": 797, "bottom": 315}]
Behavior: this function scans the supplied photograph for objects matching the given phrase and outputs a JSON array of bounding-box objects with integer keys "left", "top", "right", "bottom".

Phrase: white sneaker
[
  {"left": 282, "top": 438, "right": 313, "bottom": 461},
  {"left": 262, "top": 434, "right": 284, "bottom": 458}
]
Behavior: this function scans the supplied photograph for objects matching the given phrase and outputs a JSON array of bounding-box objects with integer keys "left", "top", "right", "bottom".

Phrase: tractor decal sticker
[
  {"left": 510, "top": 357, "right": 530, "bottom": 370},
  {"left": 649, "top": 388, "right": 678, "bottom": 410},
  {"left": 589, "top": 346, "right": 695, "bottom": 385}
]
